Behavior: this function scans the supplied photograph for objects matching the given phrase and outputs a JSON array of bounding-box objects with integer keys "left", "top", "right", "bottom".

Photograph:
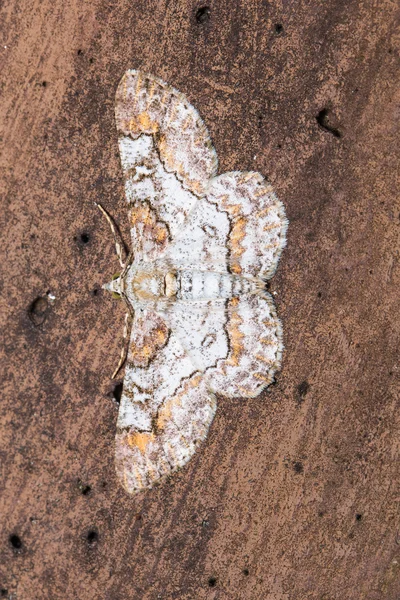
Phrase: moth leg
[
  {"left": 95, "top": 202, "right": 127, "bottom": 268},
  {"left": 112, "top": 312, "right": 132, "bottom": 379}
]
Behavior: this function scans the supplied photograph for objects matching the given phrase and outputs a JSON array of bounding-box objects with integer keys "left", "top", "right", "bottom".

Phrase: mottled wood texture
[{"left": 1, "top": 1, "right": 399, "bottom": 599}]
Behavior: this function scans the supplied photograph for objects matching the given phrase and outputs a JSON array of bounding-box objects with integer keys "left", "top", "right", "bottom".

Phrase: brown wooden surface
[{"left": 1, "top": 1, "right": 399, "bottom": 599}]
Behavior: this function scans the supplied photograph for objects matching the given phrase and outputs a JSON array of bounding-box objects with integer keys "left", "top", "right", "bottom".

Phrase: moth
[{"left": 98, "top": 70, "right": 288, "bottom": 494}]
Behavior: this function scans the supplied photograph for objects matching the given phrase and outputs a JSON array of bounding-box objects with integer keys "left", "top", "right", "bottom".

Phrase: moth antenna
[
  {"left": 95, "top": 202, "right": 127, "bottom": 268},
  {"left": 111, "top": 312, "right": 132, "bottom": 379}
]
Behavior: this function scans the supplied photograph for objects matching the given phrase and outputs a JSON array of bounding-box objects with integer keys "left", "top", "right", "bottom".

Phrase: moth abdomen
[{"left": 177, "top": 270, "right": 255, "bottom": 300}]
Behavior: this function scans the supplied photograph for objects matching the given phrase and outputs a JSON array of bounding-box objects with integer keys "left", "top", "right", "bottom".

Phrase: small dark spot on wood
[
  {"left": 243, "top": 568, "right": 249, "bottom": 576},
  {"left": 317, "top": 291, "right": 322, "bottom": 298},
  {"left": 316, "top": 108, "right": 341, "bottom": 138},
  {"left": 356, "top": 513, "right": 362, "bottom": 521},
  {"left": 1, "top": 589, "right": 8, "bottom": 597},
  {"left": 77, "top": 479, "right": 91, "bottom": 495},
  {"left": 28, "top": 296, "right": 49, "bottom": 326},
  {"left": 92, "top": 287, "right": 100, "bottom": 296},
  {"left": 89, "top": 57, "right": 94, "bottom": 64},
  {"left": 42, "top": 81, "right": 47, "bottom": 87},
  {"left": 293, "top": 461, "right": 304, "bottom": 474},
  {"left": 297, "top": 380, "right": 309, "bottom": 402},
  {"left": 87, "top": 529, "right": 98, "bottom": 544},
  {"left": 80, "top": 232, "right": 90, "bottom": 244},
  {"left": 196, "top": 6, "right": 210, "bottom": 24},
  {"left": 77, "top": 49, "right": 83, "bottom": 55},
  {"left": 208, "top": 577, "right": 217, "bottom": 587},
  {"left": 9, "top": 534, "right": 22, "bottom": 550},
  {"left": 274, "top": 23, "right": 283, "bottom": 34},
  {"left": 318, "top": 511, "right": 325, "bottom": 517},
  {"left": 111, "top": 382, "right": 123, "bottom": 404},
  {"left": 298, "top": 380, "right": 309, "bottom": 396}
]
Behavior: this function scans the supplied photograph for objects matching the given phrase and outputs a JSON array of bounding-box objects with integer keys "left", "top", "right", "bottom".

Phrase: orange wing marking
[
  {"left": 229, "top": 217, "right": 247, "bottom": 274},
  {"left": 257, "top": 206, "right": 274, "bottom": 218},
  {"left": 127, "top": 431, "right": 155, "bottom": 454},
  {"left": 255, "top": 354, "right": 275, "bottom": 365},
  {"left": 263, "top": 222, "right": 280, "bottom": 232},
  {"left": 254, "top": 185, "right": 274, "bottom": 198},
  {"left": 253, "top": 372, "right": 273, "bottom": 382},
  {"left": 226, "top": 298, "right": 245, "bottom": 367},
  {"left": 260, "top": 337, "right": 276, "bottom": 346},
  {"left": 264, "top": 241, "right": 280, "bottom": 250}
]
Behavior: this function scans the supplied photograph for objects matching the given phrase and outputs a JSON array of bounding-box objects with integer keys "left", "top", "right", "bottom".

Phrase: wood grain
[{"left": 1, "top": 1, "right": 399, "bottom": 598}]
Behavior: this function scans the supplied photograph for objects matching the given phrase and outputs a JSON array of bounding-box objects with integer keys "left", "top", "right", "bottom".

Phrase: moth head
[{"left": 103, "top": 273, "right": 123, "bottom": 298}]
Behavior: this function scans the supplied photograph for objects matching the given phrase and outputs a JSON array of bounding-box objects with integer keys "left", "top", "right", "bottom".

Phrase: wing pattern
[{"left": 109, "top": 70, "right": 288, "bottom": 493}]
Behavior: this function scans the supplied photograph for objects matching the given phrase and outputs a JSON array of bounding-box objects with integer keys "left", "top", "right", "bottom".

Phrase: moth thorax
[
  {"left": 131, "top": 269, "right": 177, "bottom": 301},
  {"left": 131, "top": 270, "right": 162, "bottom": 300}
]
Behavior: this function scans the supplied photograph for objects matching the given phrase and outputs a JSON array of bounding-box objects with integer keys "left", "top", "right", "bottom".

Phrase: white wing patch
[
  {"left": 120, "top": 135, "right": 198, "bottom": 237},
  {"left": 164, "top": 198, "right": 231, "bottom": 272},
  {"left": 102, "top": 69, "right": 288, "bottom": 494}
]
